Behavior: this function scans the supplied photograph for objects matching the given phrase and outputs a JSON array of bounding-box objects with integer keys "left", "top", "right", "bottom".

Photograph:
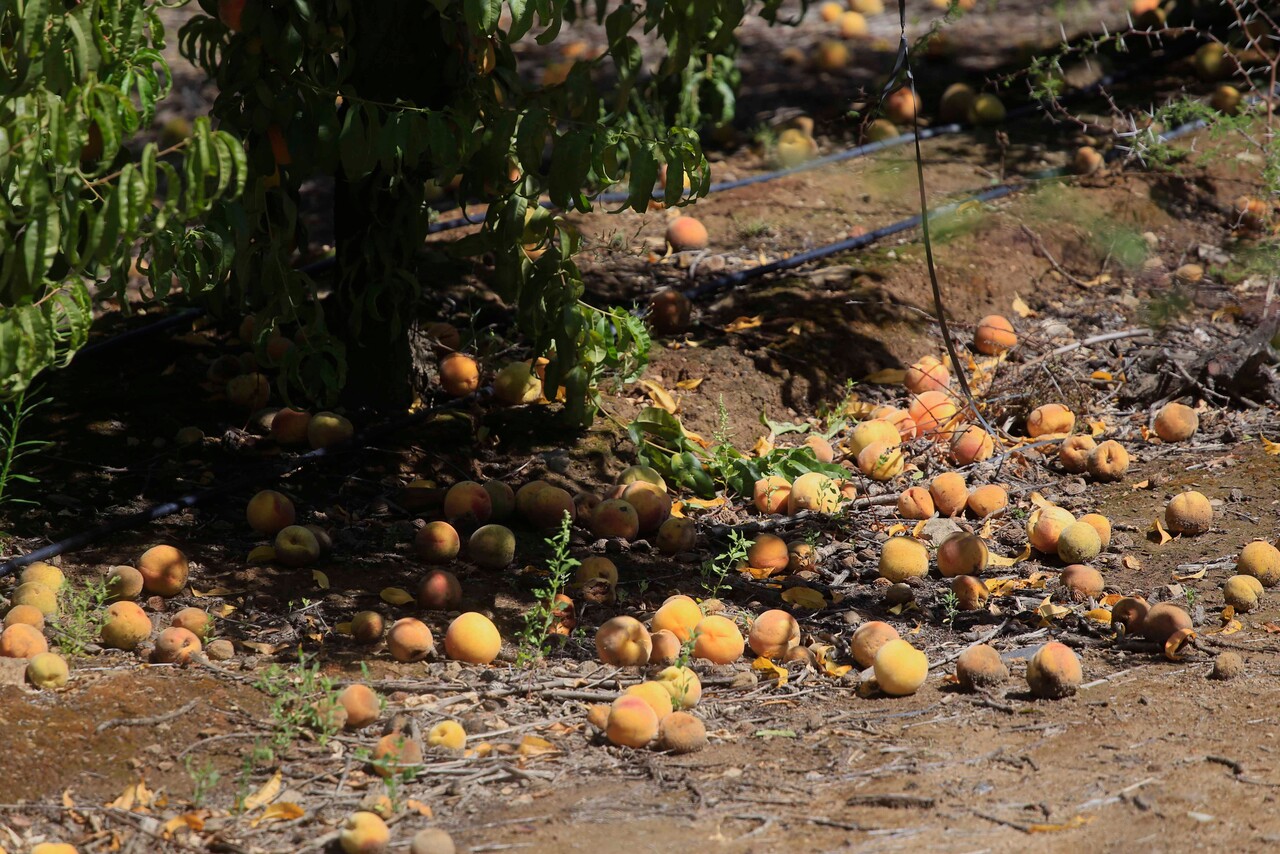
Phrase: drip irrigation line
[{"left": 0, "top": 388, "right": 493, "bottom": 579}]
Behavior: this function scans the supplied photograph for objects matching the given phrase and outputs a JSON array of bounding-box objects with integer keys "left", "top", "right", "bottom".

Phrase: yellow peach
[
  {"left": 1027, "top": 403, "right": 1075, "bottom": 437},
  {"left": 849, "top": 418, "right": 902, "bottom": 457},
  {"left": 350, "top": 611, "right": 385, "bottom": 644},
  {"left": 101, "top": 601, "right": 151, "bottom": 650},
  {"left": 427, "top": 720, "right": 467, "bottom": 750},
  {"left": 692, "top": 615, "right": 745, "bottom": 664},
  {"left": 340, "top": 811, "right": 390, "bottom": 854},
  {"left": 606, "top": 695, "right": 659, "bottom": 747},
  {"left": 753, "top": 476, "right": 792, "bottom": 514},
  {"left": 624, "top": 682, "right": 675, "bottom": 721},
  {"left": 415, "top": 521, "right": 461, "bottom": 564},
  {"left": 245, "top": 489, "right": 295, "bottom": 535},
  {"left": 851, "top": 620, "right": 900, "bottom": 668},
  {"left": 444, "top": 612, "right": 502, "bottom": 664},
  {"left": 874, "top": 639, "right": 928, "bottom": 696},
  {"left": 1086, "top": 440, "right": 1130, "bottom": 481},
  {"left": 748, "top": 609, "right": 801, "bottom": 658},
  {"left": 747, "top": 534, "right": 790, "bottom": 572},
  {"left": 0, "top": 622, "right": 48, "bottom": 658},
  {"left": 26, "top": 651, "right": 69, "bottom": 689},
  {"left": 655, "top": 665, "right": 702, "bottom": 709},
  {"left": 936, "top": 532, "right": 988, "bottom": 577},
  {"left": 1237, "top": 541, "right": 1280, "bottom": 587},
  {"left": 787, "top": 471, "right": 841, "bottom": 515},
  {"left": 966, "top": 484, "right": 1008, "bottom": 517},
  {"left": 1058, "top": 435, "right": 1096, "bottom": 473},
  {"left": 137, "top": 544, "right": 189, "bottom": 597},
  {"left": 897, "top": 486, "right": 935, "bottom": 520},
  {"left": 879, "top": 536, "right": 928, "bottom": 582},
  {"left": 10, "top": 582, "right": 56, "bottom": 616},
  {"left": 444, "top": 481, "right": 492, "bottom": 524},
  {"left": 1026, "top": 641, "right": 1082, "bottom": 699},
  {"left": 339, "top": 684, "right": 381, "bottom": 729}
]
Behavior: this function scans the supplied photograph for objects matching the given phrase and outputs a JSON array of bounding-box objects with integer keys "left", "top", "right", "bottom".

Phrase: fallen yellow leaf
[
  {"left": 752, "top": 656, "right": 789, "bottom": 687},
  {"left": 1090, "top": 371, "right": 1113, "bottom": 382},
  {"left": 252, "top": 802, "right": 304, "bottom": 826},
  {"left": 1148, "top": 517, "right": 1173, "bottom": 545},
  {"left": 1084, "top": 608, "right": 1112, "bottom": 624},
  {"left": 241, "top": 770, "right": 282, "bottom": 811},
  {"left": 1011, "top": 295, "right": 1036, "bottom": 318},
  {"left": 247, "top": 546, "right": 276, "bottom": 564},
  {"left": 1173, "top": 567, "right": 1206, "bottom": 581},
  {"left": 781, "top": 587, "right": 827, "bottom": 610},
  {"left": 312, "top": 570, "right": 330, "bottom": 590},
  {"left": 723, "top": 315, "right": 764, "bottom": 333},
  {"left": 162, "top": 813, "right": 205, "bottom": 835},
  {"left": 380, "top": 587, "right": 414, "bottom": 606},
  {"left": 636, "top": 379, "right": 678, "bottom": 413},
  {"left": 675, "top": 378, "right": 704, "bottom": 390},
  {"left": 987, "top": 543, "right": 1031, "bottom": 568},
  {"left": 812, "top": 644, "right": 852, "bottom": 679},
  {"left": 1028, "top": 815, "right": 1094, "bottom": 833},
  {"left": 518, "top": 735, "right": 558, "bottom": 757},
  {"left": 1262, "top": 437, "right": 1280, "bottom": 456}
]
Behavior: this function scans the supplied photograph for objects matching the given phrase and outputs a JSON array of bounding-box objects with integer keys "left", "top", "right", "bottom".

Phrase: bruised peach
[
  {"left": 753, "top": 476, "right": 791, "bottom": 514},
  {"left": 1086, "top": 440, "right": 1129, "bottom": 481},
  {"left": 897, "top": 486, "right": 935, "bottom": 520},
  {"left": 624, "top": 681, "right": 675, "bottom": 721},
  {"left": 371, "top": 733, "right": 423, "bottom": 778},
  {"left": 417, "top": 570, "right": 463, "bottom": 610},
  {"left": 606, "top": 695, "right": 659, "bottom": 747},
  {"left": 936, "top": 532, "right": 988, "bottom": 577},
  {"left": 444, "top": 481, "right": 492, "bottom": 524},
  {"left": 974, "top": 314, "right": 1016, "bottom": 355},
  {"left": 1057, "top": 522, "right": 1102, "bottom": 564},
  {"left": 649, "top": 629, "right": 681, "bottom": 665},
  {"left": 526, "top": 485, "right": 576, "bottom": 530},
  {"left": 10, "top": 583, "right": 55, "bottom": 616},
  {"left": 270, "top": 408, "right": 312, "bottom": 445},
  {"left": 656, "top": 517, "right": 697, "bottom": 554},
  {"left": 151, "top": 626, "right": 200, "bottom": 664},
  {"left": 905, "top": 356, "right": 949, "bottom": 395},
  {"left": 171, "top": 607, "right": 210, "bottom": 639},
  {"left": 805, "top": 434, "right": 835, "bottom": 463},
  {"left": 650, "top": 289, "right": 693, "bottom": 335},
  {"left": 622, "top": 482, "right": 673, "bottom": 534},
  {"left": 658, "top": 711, "right": 708, "bottom": 753},
  {"left": 307, "top": 411, "right": 354, "bottom": 449},
  {"left": 1058, "top": 435, "right": 1096, "bottom": 474},
  {"left": 955, "top": 644, "right": 1007, "bottom": 691},
  {"left": 105, "top": 565, "right": 144, "bottom": 601},
  {"left": 747, "top": 534, "right": 790, "bottom": 572},
  {"left": 908, "top": 390, "right": 958, "bottom": 437},
  {"left": 879, "top": 536, "right": 928, "bottom": 583},
  {"left": 787, "top": 541, "right": 817, "bottom": 573},
  {"left": 0, "top": 623, "right": 47, "bottom": 658},
  {"left": 1237, "top": 541, "right": 1280, "bottom": 587},
  {"left": 468, "top": 524, "right": 516, "bottom": 569},
  {"left": 693, "top": 615, "right": 745, "bottom": 664},
  {"left": 1224, "top": 575, "right": 1263, "bottom": 612},
  {"left": 851, "top": 620, "right": 900, "bottom": 668},
  {"left": 1166, "top": 491, "right": 1212, "bottom": 535},
  {"left": 387, "top": 618, "right": 434, "bottom": 662},
  {"left": 596, "top": 616, "right": 652, "bottom": 666},
  {"left": 350, "top": 611, "right": 385, "bottom": 644},
  {"left": 444, "top": 612, "right": 502, "bottom": 664},
  {"left": 1026, "top": 641, "right": 1082, "bottom": 699},
  {"left": 1027, "top": 403, "right": 1075, "bottom": 437},
  {"left": 748, "top": 609, "right": 801, "bottom": 658},
  {"left": 966, "top": 484, "right": 1008, "bottom": 518},
  {"left": 874, "top": 639, "right": 928, "bottom": 696},
  {"left": 950, "top": 425, "right": 994, "bottom": 465},
  {"left": 27, "top": 652, "right": 69, "bottom": 689},
  {"left": 856, "top": 441, "right": 904, "bottom": 481},
  {"left": 1060, "top": 564, "right": 1105, "bottom": 600},
  {"left": 339, "top": 684, "right": 381, "bottom": 728},
  {"left": 101, "top": 601, "right": 151, "bottom": 650},
  {"left": 952, "top": 575, "right": 989, "bottom": 610},
  {"left": 573, "top": 491, "right": 603, "bottom": 522},
  {"left": 666, "top": 216, "right": 709, "bottom": 252},
  {"left": 849, "top": 419, "right": 902, "bottom": 457},
  {"left": 1142, "top": 602, "right": 1192, "bottom": 645},
  {"left": 1079, "top": 513, "right": 1112, "bottom": 548},
  {"left": 137, "top": 544, "right": 189, "bottom": 597},
  {"left": 1111, "top": 596, "right": 1149, "bottom": 635},
  {"left": 1027, "top": 505, "right": 1075, "bottom": 554},
  {"left": 655, "top": 665, "right": 702, "bottom": 709},
  {"left": 575, "top": 556, "right": 619, "bottom": 591},
  {"left": 415, "top": 521, "right": 461, "bottom": 564},
  {"left": 652, "top": 596, "right": 702, "bottom": 642},
  {"left": 787, "top": 471, "right": 841, "bottom": 515},
  {"left": 4, "top": 604, "right": 44, "bottom": 630},
  {"left": 439, "top": 353, "right": 480, "bottom": 397},
  {"left": 591, "top": 499, "right": 641, "bottom": 540}
]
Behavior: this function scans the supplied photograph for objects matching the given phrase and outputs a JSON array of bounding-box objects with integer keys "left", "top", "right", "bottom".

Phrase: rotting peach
[
  {"left": 1026, "top": 403, "right": 1075, "bottom": 437},
  {"left": 1165, "top": 491, "right": 1212, "bottom": 535},
  {"left": 929, "top": 472, "right": 968, "bottom": 516},
  {"left": 787, "top": 541, "right": 817, "bottom": 573},
  {"left": 622, "top": 481, "right": 673, "bottom": 534},
  {"left": 596, "top": 616, "right": 652, "bottom": 666},
  {"left": 4, "top": 604, "right": 44, "bottom": 630},
  {"left": 652, "top": 595, "right": 702, "bottom": 642},
  {"left": 526, "top": 485, "right": 577, "bottom": 530},
  {"left": 650, "top": 289, "right": 693, "bottom": 335},
  {"left": 748, "top": 609, "right": 801, "bottom": 659},
  {"left": 666, "top": 216, "right": 709, "bottom": 252},
  {"left": 340, "top": 684, "right": 381, "bottom": 729},
  {"left": 417, "top": 570, "right": 463, "bottom": 610},
  {"left": 467, "top": 524, "right": 516, "bottom": 569},
  {"left": 658, "top": 711, "right": 708, "bottom": 753},
  {"left": 1153, "top": 402, "right": 1199, "bottom": 443},
  {"left": 575, "top": 556, "right": 619, "bottom": 591},
  {"left": 851, "top": 620, "right": 900, "bottom": 668},
  {"left": 246, "top": 489, "right": 295, "bottom": 536},
  {"left": 270, "top": 408, "right": 312, "bottom": 445},
  {"left": 371, "top": 732, "right": 423, "bottom": 778},
  {"left": 692, "top": 615, "right": 745, "bottom": 664},
  {"left": 307, "top": 411, "right": 354, "bottom": 449},
  {"left": 101, "top": 601, "right": 151, "bottom": 650},
  {"left": 656, "top": 517, "right": 697, "bottom": 555},
  {"left": 573, "top": 491, "right": 603, "bottom": 523},
  {"left": 1057, "top": 522, "right": 1102, "bottom": 564},
  {"left": 0, "top": 623, "right": 48, "bottom": 658},
  {"left": 624, "top": 682, "right": 675, "bottom": 721},
  {"left": 1027, "top": 505, "right": 1076, "bottom": 554},
  {"left": 908, "top": 390, "right": 958, "bottom": 437},
  {"left": 1111, "top": 596, "right": 1149, "bottom": 636},
  {"left": 21, "top": 562, "right": 64, "bottom": 592},
  {"left": 387, "top": 618, "right": 435, "bottom": 662},
  {"left": 606, "top": 695, "right": 659, "bottom": 747},
  {"left": 1060, "top": 564, "right": 1105, "bottom": 601},
  {"left": 649, "top": 629, "right": 681, "bottom": 665},
  {"left": 1026, "top": 641, "right": 1082, "bottom": 699},
  {"left": 950, "top": 425, "right": 994, "bottom": 465},
  {"left": 444, "top": 481, "right": 493, "bottom": 525},
  {"left": 897, "top": 486, "right": 935, "bottom": 520},
  {"left": 1224, "top": 575, "right": 1263, "bottom": 612},
  {"left": 1237, "top": 541, "right": 1280, "bottom": 587},
  {"left": 439, "top": 353, "right": 480, "bottom": 397},
  {"left": 1141, "top": 602, "right": 1193, "bottom": 645},
  {"left": 105, "top": 565, "right": 144, "bottom": 601},
  {"left": 856, "top": 441, "right": 904, "bottom": 481},
  {"left": 1058, "top": 435, "right": 1096, "bottom": 474},
  {"left": 171, "top": 607, "right": 210, "bottom": 639},
  {"left": 152, "top": 626, "right": 202, "bottom": 664},
  {"left": 27, "top": 652, "right": 69, "bottom": 689},
  {"left": 974, "top": 315, "right": 1017, "bottom": 355},
  {"left": 655, "top": 665, "right": 702, "bottom": 709},
  {"left": 415, "top": 521, "right": 461, "bottom": 564},
  {"left": 955, "top": 644, "right": 1007, "bottom": 692},
  {"left": 879, "top": 536, "right": 929, "bottom": 583},
  {"left": 482, "top": 479, "right": 516, "bottom": 522},
  {"left": 11, "top": 582, "right": 56, "bottom": 616},
  {"left": 936, "top": 532, "right": 989, "bottom": 577},
  {"left": 904, "top": 355, "right": 950, "bottom": 395},
  {"left": 137, "top": 544, "right": 189, "bottom": 597},
  {"left": 873, "top": 639, "right": 928, "bottom": 696},
  {"left": 591, "top": 499, "right": 641, "bottom": 540},
  {"left": 351, "top": 611, "right": 385, "bottom": 645},
  {"left": 966, "top": 484, "right": 1008, "bottom": 518},
  {"left": 788, "top": 471, "right": 841, "bottom": 515},
  {"left": 952, "top": 575, "right": 989, "bottom": 611},
  {"left": 849, "top": 418, "right": 902, "bottom": 456},
  {"left": 274, "top": 525, "right": 321, "bottom": 567},
  {"left": 1079, "top": 513, "right": 1112, "bottom": 548},
  {"left": 444, "top": 612, "right": 502, "bottom": 664},
  {"left": 1086, "top": 440, "right": 1129, "bottom": 481},
  {"left": 747, "top": 534, "right": 790, "bottom": 573},
  {"left": 428, "top": 720, "right": 467, "bottom": 751}
]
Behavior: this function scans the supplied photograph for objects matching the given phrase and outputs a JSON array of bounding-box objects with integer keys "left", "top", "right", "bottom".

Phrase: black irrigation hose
[{"left": 0, "top": 388, "right": 494, "bottom": 579}]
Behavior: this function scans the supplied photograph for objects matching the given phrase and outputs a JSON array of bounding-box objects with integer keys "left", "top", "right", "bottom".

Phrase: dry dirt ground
[{"left": 4, "top": 1, "right": 1280, "bottom": 853}]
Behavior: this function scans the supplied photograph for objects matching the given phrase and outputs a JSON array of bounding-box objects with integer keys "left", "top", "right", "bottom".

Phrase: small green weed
[{"left": 517, "top": 511, "right": 580, "bottom": 665}]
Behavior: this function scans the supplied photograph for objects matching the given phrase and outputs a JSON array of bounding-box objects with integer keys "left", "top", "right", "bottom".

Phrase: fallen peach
[
  {"left": 425, "top": 321, "right": 461, "bottom": 355},
  {"left": 387, "top": 618, "right": 435, "bottom": 662},
  {"left": 692, "top": 615, "right": 745, "bottom": 664},
  {"left": 1057, "top": 521, "right": 1102, "bottom": 564},
  {"left": 573, "top": 491, "right": 603, "bottom": 522},
  {"left": 624, "top": 681, "right": 675, "bottom": 721},
  {"left": 1141, "top": 602, "right": 1193, "bottom": 644},
  {"left": 1111, "top": 596, "right": 1149, "bottom": 636},
  {"left": 415, "top": 521, "right": 461, "bottom": 564},
  {"left": 105, "top": 565, "right": 144, "bottom": 601},
  {"left": 152, "top": 626, "right": 202, "bottom": 664},
  {"left": 908, "top": 390, "right": 958, "bottom": 437},
  {"left": 591, "top": 498, "right": 641, "bottom": 540},
  {"left": 444, "top": 481, "right": 493, "bottom": 524},
  {"left": 21, "top": 561, "right": 64, "bottom": 592},
  {"left": 753, "top": 476, "right": 792, "bottom": 514},
  {"left": 1073, "top": 145, "right": 1104, "bottom": 176},
  {"left": 1223, "top": 574, "right": 1262, "bottom": 612},
  {"left": 652, "top": 595, "right": 702, "bottom": 642},
  {"left": 1027, "top": 403, "right": 1075, "bottom": 437},
  {"left": 1060, "top": 564, "right": 1105, "bottom": 600},
  {"left": 966, "top": 484, "right": 1008, "bottom": 518},
  {"left": 952, "top": 575, "right": 989, "bottom": 610},
  {"left": 482, "top": 479, "right": 516, "bottom": 521},
  {"left": 649, "top": 629, "right": 681, "bottom": 665},
  {"left": 339, "top": 684, "right": 381, "bottom": 729},
  {"left": 879, "top": 536, "right": 929, "bottom": 583},
  {"left": 884, "top": 86, "right": 920, "bottom": 125},
  {"left": 274, "top": 525, "right": 321, "bottom": 567},
  {"left": 439, "top": 353, "right": 480, "bottom": 397},
  {"left": 11, "top": 582, "right": 56, "bottom": 616},
  {"left": 655, "top": 665, "right": 702, "bottom": 709},
  {"left": 656, "top": 517, "right": 697, "bottom": 554},
  {"left": 606, "top": 695, "right": 659, "bottom": 747},
  {"left": 340, "top": 811, "right": 390, "bottom": 854},
  {"left": 874, "top": 639, "right": 928, "bottom": 696},
  {"left": 1237, "top": 541, "right": 1280, "bottom": 587},
  {"left": 1079, "top": 513, "right": 1112, "bottom": 548},
  {"left": 526, "top": 484, "right": 577, "bottom": 530},
  {"left": 409, "top": 830, "right": 455, "bottom": 854},
  {"left": 138, "top": 544, "right": 190, "bottom": 596},
  {"left": 1165, "top": 491, "right": 1212, "bottom": 535},
  {"left": 857, "top": 441, "right": 904, "bottom": 481},
  {"left": 838, "top": 9, "right": 868, "bottom": 38},
  {"left": 747, "top": 534, "right": 790, "bottom": 572},
  {"left": 805, "top": 434, "right": 835, "bottom": 464},
  {"left": 650, "top": 289, "right": 693, "bottom": 335},
  {"left": 0, "top": 623, "right": 48, "bottom": 658},
  {"left": 4, "top": 604, "right": 44, "bottom": 630},
  {"left": 787, "top": 471, "right": 841, "bottom": 515},
  {"left": 787, "top": 541, "right": 817, "bottom": 573},
  {"left": 371, "top": 732, "right": 423, "bottom": 778},
  {"left": 936, "top": 532, "right": 988, "bottom": 577},
  {"left": 596, "top": 616, "right": 652, "bottom": 666},
  {"left": 1027, "top": 505, "right": 1076, "bottom": 554},
  {"left": 863, "top": 118, "right": 899, "bottom": 143},
  {"left": 1058, "top": 435, "right": 1096, "bottom": 474},
  {"left": 617, "top": 465, "right": 667, "bottom": 492},
  {"left": 417, "top": 570, "right": 463, "bottom": 610},
  {"left": 748, "top": 609, "right": 801, "bottom": 659},
  {"left": 444, "top": 612, "right": 502, "bottom": 664},
  {"left": 575, "top": 556, "right": 619, "bottom": 590},
  {"left": 970, "top": 92, "right": 1006, "bottom": 124},
  {"left": 1086, "top": 440, "right": 1129, "bottom": 481},
  {"left": 666, "top": 216, "right": 709, "bottom": 252},
  {"left": 26, "top": 651, "right": 69, "bottom": 689},
  {"left": 622, "top": 482, "right": 672, "bottom": 534},
  {"left": 270, "top": 408, "right": 312, "bottom": 445},
  {"left": 493, "top": 361, "right": 542, "bottom": 405},
  {"left": 351, "top": 611, "right": 385, "bottom": 645},
  {"left": 101, "top": 601, "right": 151, "bottom": 650},
  {"left": 1026, "top": 641, "right": 1082, "bottom": 699},
  {"left": 849, "top": 419, "right": 902, "bottom": 456},
  {"left": 226, "top": 372, "right": 269, "bottom": 409},
  {"left": 929, "top": 472, "right": 968, "bottom": 516},
  {"left": 955, "top": 644, "right": 1007, "bottom": 692},
  {"left": 813, "top": 40, "right": 849, "bottom": 71},
  {"left": 819, "top": 0, "right": 842, "bottom": 21},
  {"left": 428, "top": 720, "right": 467, "bottom": 750},
  {"left": 514, "top": 480, "right": 551, "bottom": 519},
  {"left": 974, "top": 315, "right": 1016, "bottom": 355},
  {"left": 950, "top": 425, "right": 994, "bottom": 465},
  {"left": 905, "top": 355, "right": 950, "bottom": 395},
  {"left": 171, "top": 607, "right": 210, "bottom": 639},
  {"left": 851, "top": 620, "right": 900, "bottom": 668},
  {"left": 897, "top": 486, "right": 935, "bottom": 520},
  {"left": 246, "top": 489, "right": 295, "bottom": 536},
  {"left": 468, "top": 524, "right": 516, "bottom": 569},
  {"left": 307, "top": 411, "right": 354, "bottom": 449},
  {"left": 659, "top": 711, "right": 708, "bottom": 753}
]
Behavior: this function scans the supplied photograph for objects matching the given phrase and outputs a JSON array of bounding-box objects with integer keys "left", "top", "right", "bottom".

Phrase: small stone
[
  {"left": 1174, "top": 263, "right": 1204, "bottom": 282},
  {"left": 1209, "top": 651, "right": 1244, "bottom": 680},
  {"left": 206, "top": 639, "right": 235, "bottom": 661}
]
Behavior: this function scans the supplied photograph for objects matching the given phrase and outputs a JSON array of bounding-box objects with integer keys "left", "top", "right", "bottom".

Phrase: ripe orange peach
[
  {"left": 137, "top": 544, "right": 189, "bottom": 597},
  {"left": 879, "top": 536, "right": 928, "bottom": 582},
  {"left": 350, "top": 611, "right": 385, "bottom": 644},
  {"left": 652, "top": 595, "right": 702, "bottom": 642},
  {"left": 884, "top": 86, "right": 921, "bottom": 125},
  {"left": 666, "top": 216, "right": 709, "bottom": 252},
  {"left": 908, "top": 390, "right": 958, "bottom": 437},
  {"left": 4, "top": 604, "right": 44, "bottom": 630},
  {"left": 622, "top": 482, "right": 673, "bottom": 534},
  {"left": 1027, "top": 505, "right": 1075, "bottom": 554},
  {"left": 1026, "top": 641, "right": 1082, "bottom": 699},
  {"left": 851, "top": 621, "right": 900, "bottom": 668},
  {"left": 929, "top": 472, "right": 969, "bottom": 517},
  {"left": 270, "top": 408, "right": 312, "bottom": 445},
  {"left": 1073, "top": 145, "right": 1104, "bottom": 176},
  {"left": 467, "top": 524, "right": 515, "bottom": 569},
  {"left": 152, "top": 626, "right": 202, "bottom": 664},
  {"left": 339, "top": 684, "right": 381, "bottom": 729},
  {"left": 813, "top": 39, "right": 849, "bottom": 71},
  {"left": 872, "top": 408, "right": 918, "bottom": 441},
  {"left": 748, "top": 609, "right": 801, "bottom": 658},
  {"left": 1154, "top": 402, "right": 1198, "bottom": 442},
  {"left": 1026, "top": 403, "right": 1075, "bottom": 437},
  {"left": 936, "top": 532, "right": 989, "bottom": 577},
  {"left": 1060, "top": 564, "right": 1105, "bottom": 600},
  {"left": 307, "top": 411, "right": 354, "bottom": 449},
  {"left": 649, "top": 629, "right": 681, "bottom": 665},
  {"left": 655, "top": 665, "right": 702, "bottom": 709},
  {"left": 805, "top": 434, "right": 835, "bottom": 464},
  {"left": 105, "top": 565, "right": 144, "bottom": 601},
  {"left": 650, "top": 289, "right": 693, "bottom": 335},
  {"left": 526, "top": 484, "right": 576, "bottom": 530},
  {"left": 751, "top": 476, "right": 791, "bottom": 515},
  {"left": 905, "top": 355, "right": 949, "bottom": 394},
  {"left": 658, "top": 711, "right": 708, "bottom": 753},
  {"left": 596, "top": 616, "right": 652, "bottom": 665},
  {"left": 444, "top": 481, "right": 492, "bottom": 524},
  {"left": 415, "top": 521, "right": 461, "bottom": 564},
  {"left": 417, "top": 570, "right": 463, "bottom": 610},
  {"left": 873, "top": 639, "right": 928, "bottom": 696},
  {"left": 787, "top": 471, "right": 841, "bottom": 515},
  {"left": 952, "top": 575, "right": 989, "bottom": 610},
  {"left": 655, "top": 517, "right": 697, "bottom": 554},
  {"left": 1085, "top": 439, "right": 1129, "bottom": 481},
  {"left": 897, "top": 486, "right": 935, "bottom": 520},
  {"left": 955, "top": 644, "right": 1007, "bottom": 691},
  {"left": 444, "top": 612, "right": 502, "bottom": 664},
  {"left": 387, "top": 618, "right": 434, "bottom": 662},
  {"left": 26, "top": 652, "right": 69, "bottom": 689},
  {"left": 10, "top": 582, "right": 55, "bottom": 616},
  {"left": 692, "top": 615, "right": 745, "bottom": 664},
  {"left": 274, "top": 524, "right": 321, "bottom": 567},
  {"left": 1111, "top": 596, "right": 1149, "bottom": 635},
  {"left": 246, "top": 489, "right": 295, "bottom": 536},
  {"left": 747, "top": 534, "right": 790, "bottom": 572},
  {"left": 101, "top": 601, "right": 152, "bottom": 650},
  {"left": 439, "top": 353, "right": 480, "bottom": 397},
  {"left": 974, "top": 314, "right": 1017, "bottom": 355},
  {"left": 371, "top": 732, "right": 423, "bottom": 778},
  {"left": 949, "top": 425, "right": 994, "bottom": 465},
  {"left": 171, "top": 607, "right": 210, "bottom": 639},
  {"left": 624, "top": 682, "right": 675, "bottom": 721},
  {"left": 1166, "top": 491, "right": 1212, "bottom": 535},
  {"left": 966, "top": 484, "right": 1008, "bottom": 517},
  {"left": 1079, "top": 513, "right": 1112, "bottom": 548},
  {"left": 339, "top": 811, "right": 390, "bottom": 854},
  {"left": 856, "top": 441, "right": 904, "bottom": 481},
  {"left": 606, "top": 695, "right": 659, "bottom": 747},
  {"left": 0, "top": 623, "right": 48, "bottom": 658},
  {"left": 838, "top": 10, "right": 868, "bottom": 38},
  {"left": 1058, "top": 435, "right": 1096, "bottom": 473},
  {"left": 591, "top": 498, "right": 640, "bottom": 540}
]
